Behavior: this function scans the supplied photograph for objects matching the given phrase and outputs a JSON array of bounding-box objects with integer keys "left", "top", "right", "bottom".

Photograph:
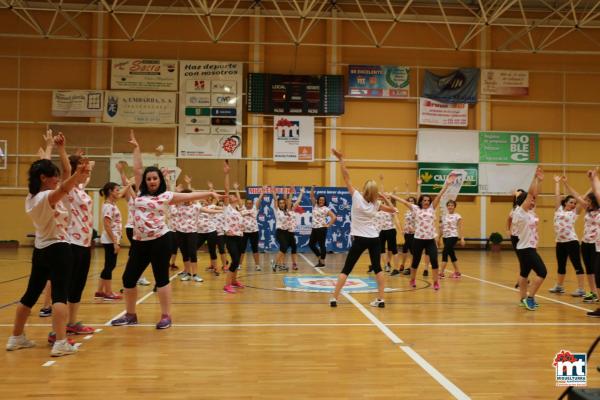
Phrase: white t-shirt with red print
[
  {"left": 509, "top": 209, "right": 519, "bottom": 237},
  {"left": 198, "top": 205, "right": 217, "bottom": 234},
  {"left": 312, "top": 205, "right": 331, "bottom": 229},
  {"left": 100, "top": 202, "right": 122, "bottom": 244},
  {"left": 174, "top": 202, "right": 201, "bottom": 233},
  {"left": 212, "top": 208, "right": 225, "bottom": 236},
  {"left": 167, "top": 205, "right": 177, "bottom": 232},
  {"left": 287, "top": 209, "right": 299, "bottom": 233},
  {"left": 582, "top": 210, "right": 599, "bottom": 244},
  {"left": 26, "top": 190, "right": 70, "bottom": 249},
  {"left": 512, "top": 206, "right": 539, "bottom": 249},
  {"left": 411, "top": 204, "right": 437, "bottom": 240},
  {"left": 350, "top": 190, "right": 380, "bottom": 238},
  {"left": 63, "top": 185, "right": 93, "bottom": 247},
  {"left": 375, "top": 210, "right": 394, "bottom": 232},
  {"left": 403, "top": 209, "right": 416, "bottom": 234},
  {"left": 441, "top": 212, "right": 461, "bottom": 238},
  {"left": 553, "top": 206, "right": 579, "bottom": 243},
  {"left": 594, "top": 212, "right": 600, "bottom": 252},
  {"left": 272, "top": 199, "right": 290, "bottom": 230},
  {"left": 241, "top": 206, "right": 259, "bottom": 233},
  {"left": 126, "top": 197, "right": 135, "bottom": 229},
  {"left": 224, "top": 204, "right": 244, "bottom": 237},
  {"left": 132, "top": 191, "right": 174, "bottom": 241}
]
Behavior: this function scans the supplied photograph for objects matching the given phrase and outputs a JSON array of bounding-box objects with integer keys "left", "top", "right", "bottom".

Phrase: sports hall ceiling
[{"left": 2, "top": 0, "right": 600, "bottom": 54}]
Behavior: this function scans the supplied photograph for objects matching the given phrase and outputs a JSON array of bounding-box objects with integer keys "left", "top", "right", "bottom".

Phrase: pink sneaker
[
  {"left": 104, "top": 292, "right": 123, "bottom": 301},
  {"left": 232, "top": 281, "right": 245, "bottom": 288},
  {"left": 223, "top": 285, "right": 236, "bottom": 294},
  {"left": 451, "top": 272, "right": 462, "bottom": 278},
  {"left": 433, "top": 281, "right": 440, "bottom": 290},
  {"left": 409, "top": 279, "right": 416, "bottom": 288},
  {"left": 439, "top": 272, "right": 446, "bottom": 279},
  {"left": 94, "top": 291, "right": 105, "bottom": 299}
]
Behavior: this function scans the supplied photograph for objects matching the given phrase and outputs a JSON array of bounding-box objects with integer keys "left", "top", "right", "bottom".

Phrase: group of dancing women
[{"left": 6, "top": 131, "right": 600, "bottom": 357}]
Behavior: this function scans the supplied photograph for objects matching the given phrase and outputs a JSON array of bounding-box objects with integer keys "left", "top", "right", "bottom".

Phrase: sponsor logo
[
  {"left": 554, "top": 350, "right": 586, "bottom": 387},
  {"left": 211, "top": 108, "right": 237, "bottom": 117}
]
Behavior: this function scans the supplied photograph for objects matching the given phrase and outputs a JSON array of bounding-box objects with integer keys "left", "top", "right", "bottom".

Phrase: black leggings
[
  {"left": 411, "top": 238, "right": 439, "bottom": 270},
  {"left": 21, "top": 243, "right": 72, "bottom": 308},
  {"left": 168, "top": 231, "right": 178, "bottom": 256},
  {"left": 341, "top": 236, "right": 381, "bottom": 275},
  {"left": 555, "top": 241, "right": 584, "bottom": 275},
  {"left": 216, "top": 235, "right": 226, "bottom": 254},
  {"left": 379, "top": 229, "right": 398, "bottom": 254},
  {"left": 511, "top": 235, "right": 519, "bottom": 252},
  {"left": 122, "top": 234, "right": 171, "bottom": 289},
  {"left": 101, "top": 244, "right": 118, "bottom": 280},
  {"left": 242, "top": 231, "right": 259, "bottom": 254},
  {"left": 68, "top": 244, "right": 91, "bottom": 303},
  {"left": 516, "top": 248, "right": 548, "bottom": 279},
  {"left": 289, "top": 231, "right": 297, "bottom": 254},
  {"left": 198, "top": 231, "right": 218, "bottom": 260},
  {"left": 126, "top": 227, "right": 135, "bottom": 256},
  {"left": 402, "top": 233, "right": 414, "bottom": 254},
  {"left": 225, "top": 236, "right": 244, "bottom": 272},
  {"left": 442, "top": 237, "right": 459, "bottom": 263},
  {"left": 309, "top": 227, "right": 327, "bottom": 260},
  {"left": 595, "top": 251, "right": 600, "bottom": 289},
  {"left": 581, "top": 242, "right": 597, "bottom": 275},
  {"left": 177, "top": 231, "right": 198, "bottom": 263},
  {"left": 276, "top": 229, "right": 290, "bottom": 253}
]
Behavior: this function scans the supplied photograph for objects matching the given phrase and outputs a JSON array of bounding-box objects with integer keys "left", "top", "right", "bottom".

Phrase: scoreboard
[{"left": 247, "top": 73, "right": 344, "bottom": 115}]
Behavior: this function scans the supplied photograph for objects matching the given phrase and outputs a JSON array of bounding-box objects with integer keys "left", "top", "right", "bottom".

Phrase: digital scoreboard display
[{"left": 247, "top": 73, "right": 344, "bottom": 115}]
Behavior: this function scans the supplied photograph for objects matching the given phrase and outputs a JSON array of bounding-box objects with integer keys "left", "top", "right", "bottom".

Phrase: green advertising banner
[
  {"left": 417, "top": 163, "right": 479, "bottom": 194},
  {"left": 479, "top": 132, "right": 538, "bottom": 163}
]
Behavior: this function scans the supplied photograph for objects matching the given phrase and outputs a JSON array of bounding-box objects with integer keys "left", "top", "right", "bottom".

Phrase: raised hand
[
  {"left": 417, "top": 178, "right": 423, "bottom": 185},
  {"left": 184, "top": 175, "right": 192, "bottom": 185},
  {"left": 223, "top": 160, "right": 230, "bottom": 174},
  {"left": 53, "top": 132, "right": 65, "bottom": 147},
  {"left": 535, "top": 167, "right": 544, "bottom": 180},
  {"left": 331, "top": 148, "right": 343, "bottom": 160},
  {"left": 553, "top": 175, "right": 561, "bottom": 183},
  {"left": 128, "top": 129, "right": 139, "bottom": 148},
  {"left": 233, "top": 182, "right": 240, "bottom": 190},
  {"left": 207, "top": 180, "right": 214, "bottom": 190},
  {"left": 43, "top": 129, "right": 53, "bottom": 147}
]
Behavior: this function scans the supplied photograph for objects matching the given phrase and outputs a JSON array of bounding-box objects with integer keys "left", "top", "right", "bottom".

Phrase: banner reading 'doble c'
[
  {"left": 419, "top": 97, "right": 468, "bottom": 127},
  {"left": 273, "top": 116, "right": 314, "bottom": 162}
]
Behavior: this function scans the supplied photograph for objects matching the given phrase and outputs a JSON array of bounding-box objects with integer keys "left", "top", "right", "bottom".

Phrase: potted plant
[{"left": 489, "top": 232, "right": 503, "bottom": 252}]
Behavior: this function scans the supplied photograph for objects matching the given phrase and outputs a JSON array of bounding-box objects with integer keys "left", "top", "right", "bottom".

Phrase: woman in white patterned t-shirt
[
  {"left": 222, "top": 161, "right": 246, "bottom": 294},
  {"left": 239, "top": 186, "right": 265, "bottom": 271},
  {"left": 308, "top": 186, "right": 337, "bottom": 268},
  {"left": 439, "top": 200, "right": 465, "bottom": 278},
  {"left": 547, "top": 176, "right": 585, "bottom": 296},
  {"left": 110, "top": 131, "right": 219, "bottom": 329},
  {"left": 586, "top": 169, "right": 600, "bottom": 318}
]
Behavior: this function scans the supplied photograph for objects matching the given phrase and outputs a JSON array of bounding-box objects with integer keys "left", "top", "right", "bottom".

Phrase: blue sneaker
[
  {"left": 111, "top": 313, "right": 138, "bottom": 326},
  {"left": 521, "top": 297, "right": 536, "bottom": 311},
  {"left": 156, "top": 315, "right": 172, "bottom": 329}
]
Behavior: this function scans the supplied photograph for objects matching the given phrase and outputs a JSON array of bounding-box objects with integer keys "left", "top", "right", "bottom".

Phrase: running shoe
[
  {"left": 433, "top": 281, "right": 440, "bottom": 290},
  {"left": 384, "top": 263, "right": 391, "bottom": 273},
  {"left": 110, "top": 313, "right": 138, "bottom": 326},
  {"left": 439, "top": 271, "right": 446, "bottom": 279},
  {"left": 402, "top": 268, "right": 411, "bottom": 275},
  {"left": 156, "top": 315, "right": 172, "bottom": 329},
  {"left": 103, "top": 292, "right": 122, "bottom": 301},
  {"left": 94, "top": 291, "right": 105, "bottom": 299},
  {"left": 180, "top": 273, "right": 191, "bottom": 281},
  {"left": 223, "top": 285, "right": 236, "bottom": 294},
  {"left": 367, "top": 265, "right": 374, "bottom": 273},
  {"left": 177, "top": 270, "right": 187, "bottom": 276},
  {"left": 571, "top": 288, "right": 586, "bottom": 297},
  {"left": 255, "top": 265, "right": 262, "bottom": 271},
  {"left": 66, "top": 322, "right": 95, "bottom": 335},
  {"left": 522, "top": 297, "right": 536, "bottom": 311},
  {"left": 586, "top": 308, "right": 600, "bottom": 318},
  {"left": 47, "top": 332, "right": 76, "bottom": 345},
  {"left": 232, "top": 281, "right": 245, "bottom": 288},
  {"left": 451, "top": 272, "right": 462, "bottom": 279},
  {"left": 422, "top": 269, "right": 429, "bottom": 277},
  {"left": 329, "top": 298, "right": 337, "bottom": 307},
  {"left": 170, "top": 264, "right": 179, "bottom": 271},
  {"left": 369, "top": 298, "right": 385, "bottom": 308},
  {"left": 270, "top": 259, "right": 276, "bottom": 272},
  {"left": 316, "top": 261, "right": 325, "bottom": 268},
  {"left": 409, "top": 279, "right": 416, "bottom": 288},
  {"left": 192, "top": 274, "right": 204, "bottom": 283},
  {"left": 6, "top": 335, "right": 35, "bottom": 351},
  {"left": 390, "top": 269, "right": 401, "bottom": 276},
  {"left": 39, "top": 307, "right": 52, "bottom": 318},
  {"left": 583, "top": 292, "right": 599, "bottom": 303},
  {"left": 548, "top": 284, "right": 565, "bottom": 294},
  {"left": 519, "top": 300, "right": 540, "bottom": 309},
  {"left": 50, "top": 339, "right": 78, "bottom": 357},
  {"left": 137, "top": 277, "right": 151, "bottom": 286},
  {"left": 292, "top": 264, "right": 298, "bottom": 271}
]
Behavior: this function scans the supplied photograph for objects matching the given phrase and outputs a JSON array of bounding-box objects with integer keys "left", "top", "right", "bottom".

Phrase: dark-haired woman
[
  {"left": 439, "top": 200, "right": 465, "bottom": 278},
  {"left": 7, "top": 133, "right": 89, "bottom": 356},
  {"left": 308, "top": 186, "right": 337, "bottom": 268},
  {"left": 548, "top": 176, "right": 585, "bottom": 296},
  {"left": 222, "top": 162, "right": 245, "bottom": 294},
  {"left": 111, "top": 131, "right": 219, "bottom": 329},
  {"left": 271, "top": 187, "right": 292, "bottom": 271},
  {"left": 392, "top": 175, "right": 455, "bottom": 291},
  {"left": 240, "top": 185, "right": 265, "bottom": 271},
  {"left": 392, "top": 196, "right": 416, "bottom": 276},
  {"left": 564, "top": 178, "right": 600, "bottom": 303},
  {"left": 175, "top": 189, "right": 203, "bottom": 283},
  {"left": 96, "top": 182, "right": 126, "bottom": 300}
]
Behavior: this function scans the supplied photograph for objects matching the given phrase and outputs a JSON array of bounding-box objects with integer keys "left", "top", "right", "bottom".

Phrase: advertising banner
[
  {"left": 481, "top": 69, "right": 529, "bottom": 96},
  {"left": 246, "top": 186, "right": 352, "bottom": 253},
  {"left": 52, "top": 90, "right": 103, "bottom": 117},
  {"left": 178, "top": 61, "right": 243, "bottom": 159},
  {"left": 273, "top": 116, "right": 314, "bottom": 162},
  {"left": 423, "top": 68, "right": 480, "bottom": 104},
  {"left": 347, "top": 65, "right": 409, "bottom": 98},
  {"left": 419, "top": 97, "right": 469, "bottom": 127},
  {"left": 479, "top": 131, "right": 538, "bottom": 163},
  {"left": 417, "top": 163, "right": 479, "bottom": 194},
  {"left": 102, "top": 91, "right": 176, "bottom": 124},
  {"left": 111, "top": 59, "right": 178, "bottom": 91},
  {"left": 0, "top": 140, "right": 6, "bottom": 170}
]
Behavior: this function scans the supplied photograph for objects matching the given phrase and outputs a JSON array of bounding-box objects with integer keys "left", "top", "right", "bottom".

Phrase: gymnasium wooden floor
[{"left": 0, "top": 247, "right": 598, "bottom": 399}]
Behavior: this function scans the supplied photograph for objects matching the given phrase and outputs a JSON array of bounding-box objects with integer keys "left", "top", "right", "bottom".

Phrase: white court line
[
  {"left": 104, "top": 272, "right": 179, "bottom": 326},
  {"left": 42, "top": 361, "right": 55, "bottom": 367},
  {"left": 299, "top": 253, "right": 470, "bottom": 400},
  {"left": 461, "top": 273, "right": 593, "bottom": 312}
]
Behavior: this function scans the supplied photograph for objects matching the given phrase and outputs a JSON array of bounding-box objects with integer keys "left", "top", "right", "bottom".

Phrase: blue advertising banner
[
  {"left": 347, "top": 65, "right": 410, "bottom": 98},
  {"left": 246, "top": 186, "right": 352, "bottom": 253},
  {"left": 423, "top": 68, "right": 480, "bottom": 104}
]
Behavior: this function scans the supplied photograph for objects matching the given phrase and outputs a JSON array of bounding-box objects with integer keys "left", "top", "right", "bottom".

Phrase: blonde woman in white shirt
[{"left": 329, "top": 149, "right": 397, "bottom": 308}]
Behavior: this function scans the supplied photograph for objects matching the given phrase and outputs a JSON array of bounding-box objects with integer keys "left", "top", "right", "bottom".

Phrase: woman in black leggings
[
  {"left": 239, "top": 185, "right": 265, "bottom": 271},
  {"left": 586, "top": 169, "right": 600, "bottom": 318},
  {"left": 329, "top": 149, "right": 397, "bottom": 308},
  {"left": 308, "top": 186, "right": 337, "bottom": 268},
  {"left": 222, "top": 161, "right": 245, "bottom": 294}
]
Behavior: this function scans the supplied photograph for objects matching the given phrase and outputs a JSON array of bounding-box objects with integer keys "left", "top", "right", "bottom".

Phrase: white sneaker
[
  {"left": 137, "top": 277, "right": 151, "bottom": 286},
  {"left": 571, "top": 288, "right": 586, "bottom": 297},
  {"left": 369, "top": 298, "right": 385, "bottom": 308},
  {"left": 329, "top": 298, "right": 337, "bottom": 307},
  {"left": 192, "top": 274, "right": 204, "bottom": 283},
  {"left": 548, "top": 284, "right": 565, "bottom": 294},
  {"left": 6, "top": 334, "right": 35, "bottom": 351},
  {"left": 50, "top": 339, "right": 77, "bottom": 357},
  {"left": 180, "top": 273, "right": 191, "bottom": 281},
  {"left": 255, "top": 265, "right": 262, "bottom": 271}
]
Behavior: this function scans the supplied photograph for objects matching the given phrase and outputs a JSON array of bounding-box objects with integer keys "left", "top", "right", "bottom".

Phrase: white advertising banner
[
  {"left": 178, "top": 61, "right": 243, "bottom": 159},
  {"left": 417, "top": 129, "right": 479, "bottom": 163},
  {"left": 478, "top": 163, "right": 538, "bottom": 194},
  {"left": 273, "top": 116, "right": 315, "bottom": 162},
  {"left": 52, "top": 90, "right": 103, "bottom": 117},
  {"left": 419, "top": 97, "right": 469, "bottom": 127},
  {"left": 481, "top": 69, "right": 529, "bottom": 96},
  {"left": 111, "top": 59, "right": 178, "bottom": 91},
  {"left": 102, "top": 91, "right": 176, "bottom": 124}
]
